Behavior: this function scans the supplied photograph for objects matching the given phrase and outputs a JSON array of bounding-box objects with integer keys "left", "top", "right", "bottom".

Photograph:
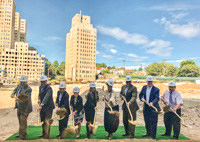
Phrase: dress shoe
[
  {"left": 161, "top": 133, "right": 170, "bottom": 136},
  {"left": 108, "top": 133, "right": 113, "bottom": 140},
  {"left": 15, "top": 135, "right": 19, "bottom": 138},
  {"left": 173, "top": 136, "right": 178, "bottom": 140},
  {"left": 129, "top": 135, "right": 134, "bottom": 138},
  {"left": 142, "top": 134, "right": 150, "bottom": 137},
  {"left": 56, "top": 133, "right": 61, "bottom": 137},
  {"left": 38, "top": 134, "right": 44, "bottom": 138},
  {"left": 122, "top": 133, "right": 129, "bottom": 136}
]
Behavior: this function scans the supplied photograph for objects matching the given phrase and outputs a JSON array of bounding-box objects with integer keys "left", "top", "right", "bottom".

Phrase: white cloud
[
  {"left": 169, "top": 12, "right": 188, "bottom": 21},
  {"left": 155, "top": 17, "right": 200, "bottom": 38},
  {"left": 121, "top": 53, "right": 148, "bottom": 62},
  {"left": 148, "top": 4, "right": 200, "bottom": 11},
  {"left": 97, "top": 25, "right": 173, "bottom": 57},
  {"left": 97, "top": 51, "right": 112, "bottom": 58},
  {"left": 44, "top": 36, "right": 63, "bottom": 41},
  {"left": 97, "top": 26, "right": 149, "bottom": 45},
  {"left": 110, "top": 49, "right": 117, "bottom": 54},
  {"left": 102, "top": 44, "right": 115, "bottom": 48},
  {"left": 167, "top": 57, "right": 200, "bottom": 63}
]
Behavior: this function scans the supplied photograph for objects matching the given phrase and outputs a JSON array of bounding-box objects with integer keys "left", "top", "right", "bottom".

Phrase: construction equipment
[
  {"left": 88, "top": 104, "right": 98, "bottom": 134},
  {"left": 144, "top": 100, "right": 163, "bottom": 114},
  {"left": 33, "top": 104, "right": 44, "bottom": 126},
  {"left": 162, "top": 101, "right": 188, "bottom": 127},
  {"left": 123, "top": 97, "right": 138, "bottom": 125}
]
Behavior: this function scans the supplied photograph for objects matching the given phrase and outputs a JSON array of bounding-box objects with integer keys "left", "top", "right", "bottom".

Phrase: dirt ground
[{"left": 0, "top": 82, "right": 200, "bottom": 141}]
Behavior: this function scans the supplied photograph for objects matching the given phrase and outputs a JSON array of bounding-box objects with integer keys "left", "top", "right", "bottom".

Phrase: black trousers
[
  {"left": 59, "top": 113, "right": 69, "bottom": 134},
  {"left": 123, "top": 108, "right": 136, "bottom": 136},
  {"left": 143, "top": 108, "right": 158, "bottom": 139},
  {"left": 164, "top": 109, "right": 181, "bottom": 139},
  {"left": 40, "top": 109, "right": 53, "bottom": 139}
]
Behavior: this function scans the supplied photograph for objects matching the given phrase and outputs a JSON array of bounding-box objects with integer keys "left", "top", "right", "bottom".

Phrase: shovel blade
[{"left": 128, "top": 120, "right": 138, "bottom": 125}]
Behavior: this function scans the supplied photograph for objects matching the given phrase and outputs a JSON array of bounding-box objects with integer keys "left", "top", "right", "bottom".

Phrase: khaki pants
[{"left": 17, "top": 110, "right": 29, "bottom": 139}]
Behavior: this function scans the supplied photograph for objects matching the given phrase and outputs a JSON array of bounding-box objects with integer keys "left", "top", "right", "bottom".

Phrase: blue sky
[{"left": 15, "top": 0, "right": 200, "bottom": 69}]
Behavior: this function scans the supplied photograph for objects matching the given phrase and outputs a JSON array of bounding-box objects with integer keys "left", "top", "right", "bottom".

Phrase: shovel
[
  {"left": 88, "top": 104, "right": 98, "bottom": 134},
  {"left": 123, "top": 98, "right": 138, "bottom": 125},
  {"left": 33, "top": 105, "right": 44, "bottom": 126},
  {"left": 60, "top": 113, "right": 78, "bottom": 138},
  {"left": 144, "top": 100, "right": 163, "bottom": 114},
  {"left": 104, "top": 100, "right": 120, "bottom": 117},
  {"left": 163, "top": 101, "right": 188, "bottom": 127}
]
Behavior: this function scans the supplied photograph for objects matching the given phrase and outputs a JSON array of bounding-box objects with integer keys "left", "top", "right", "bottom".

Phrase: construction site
[{"left": 0, "top": 80, "right": 200, "bottom": 142}]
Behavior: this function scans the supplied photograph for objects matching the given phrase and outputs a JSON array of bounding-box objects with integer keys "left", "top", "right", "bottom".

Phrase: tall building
[
  {"left": 14, "top": 12, "right": 21, "bottom": 42},
  {"left": 20, "top": 19, "right": 27, "bottom": 42},
  {"left": 0, "top": 0, "right": 16, "bottom": 52},
  {"left": 0, "top": 42, "right": 45, "bottom": 81},
  {"left": 65, "top": 12, "right": 97, "bottom": 81}
]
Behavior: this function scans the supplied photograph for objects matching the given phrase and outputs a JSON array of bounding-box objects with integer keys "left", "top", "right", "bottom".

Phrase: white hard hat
[
  {"left": 73, "top": 87, "right": 80, "bottom": 93},
  {"left": 168, "top": 80, "right": 176, "bottom": 86},
  {"left": 59, "top": 82, "right": 66, "bottom": 88},
  {"left": 146, "top": 75, "right": 154, "bottom": 81},
  {"left": 89, "top": 82, "right": 96, "bottom": 88},
  {"left": 125, "top": 75, "right": 132, "bottom": 81},
  {"left": 107, "top": 78, "right": 114, "bottom": 86},
  {"left": 40, "top": 75, "right": 48, "bottom": 81},
  {"left": 20, "top": 75, "right": 28, "bottom": 82}
]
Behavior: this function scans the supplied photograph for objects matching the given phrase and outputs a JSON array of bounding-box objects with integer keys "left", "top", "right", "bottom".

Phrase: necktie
[
  {"left": 17, "top": 87, "right": 23, "bottom": 96},
  {"left": 169, "top": 92, "right": 174, "bottom": 109},
  {"left": 41, "top": 87, "right": 44, "bottom": 93}
]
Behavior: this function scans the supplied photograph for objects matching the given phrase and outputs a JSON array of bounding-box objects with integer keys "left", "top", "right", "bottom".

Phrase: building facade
[
  {"left": 20, "top": 19, "right": 27, "bottom": 42},
  {"left": 14, "top": 12, "right": 21, "bottom": 42},
  {"left": 0, "top": 42, "right": 45, "bottom": 81},
  {"left": 0, "top": 0, "right": 16, "bottom": 52},
  {"left": 65, "top": 12, "right": 97, "bottom": 81}
]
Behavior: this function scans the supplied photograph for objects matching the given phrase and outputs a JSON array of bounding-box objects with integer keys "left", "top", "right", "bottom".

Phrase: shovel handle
[
  {"left": 104, "top": 99, "right": 113, "bottom": 112},
  {"left": 123, "top": 98, "right": 134, "bottom": 121},
  {"left": 144, "top": 100, "right": 158, "bottom": 112},
  {"left": 93, "top": 103, "right": 97, "bottom": 125}
]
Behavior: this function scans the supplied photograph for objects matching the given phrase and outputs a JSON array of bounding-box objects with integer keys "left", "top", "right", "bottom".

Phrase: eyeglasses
[{"left": 126, "top": 81, "right": 131, "bottom": 83}]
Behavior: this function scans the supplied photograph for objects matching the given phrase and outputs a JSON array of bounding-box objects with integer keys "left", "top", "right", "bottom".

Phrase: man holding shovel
[
  {"left": 139, "top": 75, "right": 160, "bottom": 139},
  {"left": 10, "top": 75, "right": 32, "bottom": 140},
  {"left": 120, "top": 75, "right": 139, "bottom": 138},
  {"left": 161, "top": 80, "right": 183, "bottom": 140},
  {"left": 38, "top": 75, "right": 55, "bottom": 139}
]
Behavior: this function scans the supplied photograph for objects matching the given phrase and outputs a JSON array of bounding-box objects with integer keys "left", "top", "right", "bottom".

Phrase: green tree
[
  {"left": 138, "top": 67, "right": 143, "bottom": 71},
  {"left": 50, "top": 60, "right": 59, "bottom": 77},
  {"left": 165, "top": 63, "right": 178, "bottom": 76},
  {"left": 45, "top": 59, "right": 52, "bottom": 78},
  {"left": 180, "top": 60, "right": 195, "bottom": 69},
  {"left": 55, "top": 75, "right": 66, "bottom": 82},
  {"left": 177, "top": 64, "right": 200, "bottom": 77},
  {"left": 111, "top": 66, "right": 116, "bottom": 69},
  {"left": 145, "top": 62, "right": 164, "bottom": 76},
  {"left": 57, "top": 61, "right": 65, "bottom": 76},
  {"left": 96, "top": 63, "right": 107, "bottom": 67}
]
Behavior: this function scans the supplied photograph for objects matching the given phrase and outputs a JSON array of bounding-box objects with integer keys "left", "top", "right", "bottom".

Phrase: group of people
[{"left": 11, "top": 74, "right": 183, "bottom": 140}]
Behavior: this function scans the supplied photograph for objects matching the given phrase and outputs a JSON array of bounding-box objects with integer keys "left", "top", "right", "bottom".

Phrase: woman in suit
[
  {"left": 55, "top": 82, "right": 70, "bottom": 138},
  {"left": 84, "top": 82, "right": 99, "bottom": 139},
  {"left": 70, "top": 87, "right": 84, "bottom": 139}
]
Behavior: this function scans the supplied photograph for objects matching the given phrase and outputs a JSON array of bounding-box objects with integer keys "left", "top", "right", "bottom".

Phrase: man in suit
[
  {"left": 139, "top": 75, "right": 160, "bottom": 139},
  {"left": 10, "top": 75, "right": 32, "bottom": 140},
  {"left": 120, "top": 75, "right": 139, "bottom": 138},
  {"left": 38, "top": 75, "right": 55, "bottom": 139},
  {"left": 161, "top": 81, "right": 183, "bottom": 140},
  {"left": 55, "top": 82, "right": 70, "bottom": 138}
]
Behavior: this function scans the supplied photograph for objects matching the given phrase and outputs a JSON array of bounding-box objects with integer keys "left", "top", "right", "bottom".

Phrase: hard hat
[
  {"left": 20, "top": 75, "right": 28, "bottom": 82},
  {"left": 146, "top": 75, "right": 154, "bottom": 81},
  {"left": 107, "top": 78, "right": 114, "bottom": 86},
  {"left": 59, "top": 82, "right": 66, "bottom": 88},
  {"left": 73, "top": 87, "right": 80, "bottom": 93},
  {"left": 125, "top": 75, "right": 132, "bottom": 81},
  {"left": 40, "top": 75, "right": 48, "bottom": 81},
  {"left": 168, "top": 80, "right": 176, "bottom": 86},
  {"left": 89, "top": 82, "right": 96, "bottom": 88}
]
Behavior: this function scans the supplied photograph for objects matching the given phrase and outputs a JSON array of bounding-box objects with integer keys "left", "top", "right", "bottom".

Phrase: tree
[
  {"left": 177, "top": 64, "right": 200, "bottom": 77},
  {"left": 165, "top": 63, "right": 178, "bottom": 76},
  {"left": 96, "top": 63, "right": 107, "bottom": 68},
  {"left": 180, "top": 60, "right": 195, "bottom": 69},
  {"left": 55, "top": 75, "right": 66, "bottom": 82},
  {"left": 57, "top": 61, "right": 65, "bottom": 76},
  {"left": 111, "top": 66, "right": 116, "bottom": 69},
  {"left": 45, "top": 59, "right": 52, "bottom": 78},
  {"left": 138, "top": 67, "right": 143, "bottom": 71},
  {"left": 50, "top": 60, "right": 59, "bottom": 77}
]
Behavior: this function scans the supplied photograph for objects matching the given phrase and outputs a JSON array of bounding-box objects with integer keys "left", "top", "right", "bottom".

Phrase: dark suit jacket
[
  {"left": 56, "top": 91, "right": 70, "bottom": 115},
  {"left": 12, "top": 84, "right": 32, "bottom": 115},
  {"left": 70, "top": 95, "right": 83, "bottom": 114},
  {"left": 139, "top": 85, "right": 161, "bottom": 111},
  {"left": 38, "top": 84, "right": 55, "bottom": 112},
  {"left": 84, "top": 91, "right": 99, "bottom": 109},
  {"left": 120, "top": 84, "right": 139, "bottom": 112}
]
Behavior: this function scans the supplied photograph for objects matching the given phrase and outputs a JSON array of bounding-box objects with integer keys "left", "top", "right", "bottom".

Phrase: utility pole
[
  {"left": 163, "top": 59, "right": 166, "bottom": 76},
  {"left": 123, "top": 60, "right": 125, "bottom": 69}
]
